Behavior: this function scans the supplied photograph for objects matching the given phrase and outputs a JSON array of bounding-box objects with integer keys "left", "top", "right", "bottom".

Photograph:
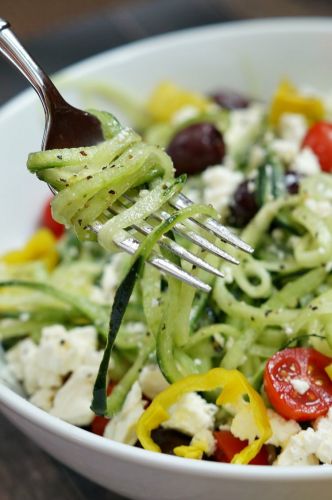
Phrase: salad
[{"left": 1, "top": 79, "right": 332, "bottom": 466}]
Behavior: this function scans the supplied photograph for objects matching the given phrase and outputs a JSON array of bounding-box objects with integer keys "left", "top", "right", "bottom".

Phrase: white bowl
[{"left": 1, "top": 18, "right": 332, "bottom": 500}]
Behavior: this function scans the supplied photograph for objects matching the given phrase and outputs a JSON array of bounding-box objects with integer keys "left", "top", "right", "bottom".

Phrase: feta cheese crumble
[
  {"left": 5, "top": 324, "right": 107, "bottom": 426},
  {"left": 190, "top": 429, "right": 216, "bottom": 456},
  {"left": 202, "top": 165, "right": 243, "bottom": 212},
  {"left": 270, "top": 139, "right": 298, "bottom": 164},
  {"left": 50, "top": 364, "right": 100, "bottom": 426},
  {"left": 162, "top": 392, "right": 217, "bottom": 437},
  {"left": 279, "top": 113, "right": 308, "bottom": 145},
  {"left": 290, "top": 378, "right": 310, "bottom": 395},
  {"left": 292, "top": 147, "right": 321, "bottom": 176},
  {"left": 171, "top": 105, "right": 200, "bottom": 126},
  {"left": 230, "top": 407, "right": 301, "bottom": 448},
  {"left": 104, "top": 381, "right": 145, "bottom": 445},
  {"left": 276, "top": 408, "right": 332, "bottom": 465},
  {"left": 92, "top": 253, "right": 128, "bottom": 304},
  {"left": 138, "top": 364, "right": 169, "bottom": 400}
]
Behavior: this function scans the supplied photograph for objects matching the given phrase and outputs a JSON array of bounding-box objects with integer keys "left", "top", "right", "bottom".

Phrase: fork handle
[{"left": 0, "top": 18, "right": 66, "bottom": 114}]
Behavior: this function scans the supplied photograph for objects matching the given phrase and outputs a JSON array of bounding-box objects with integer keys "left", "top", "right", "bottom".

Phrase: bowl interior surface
[{"left": 1, "top": 18, "right": 332, "bottom": 498}]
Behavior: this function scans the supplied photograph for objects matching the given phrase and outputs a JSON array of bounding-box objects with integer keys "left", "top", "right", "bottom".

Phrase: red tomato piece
[
  {"left": 302, "top": 121, "right": 332, "bottom": 172},
  {"left": 91, "top": 382, "right": 116, "bottom": 436},
  {"left": 41, "top": 197, "right": 65, "bottom": 238},
  {"left": 91, "top": 415, "right": 110, "bottom": 436},
  {"left": 264, "top": 347, "right": 332, "bottom": 421},
  {"left": 213, "top": 431, "right": 269, "bottom": 465}
]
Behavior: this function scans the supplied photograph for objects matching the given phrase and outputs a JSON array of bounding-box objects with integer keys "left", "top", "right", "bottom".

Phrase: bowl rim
[{"left": 1, "top": 16, "right": 332, "bottom": 479}]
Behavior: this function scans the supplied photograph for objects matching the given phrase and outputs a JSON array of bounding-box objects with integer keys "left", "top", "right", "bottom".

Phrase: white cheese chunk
[
  {"left": 202, "top": 165, "right": 243, "bottom": 212},
  {"left": 275, "top": 428, "right": 320, "bottom": 466},
  {"left": 270, "top": 139, "right": 299, "bottom": 164},
  {"left": 5, "top": 338, "right": 39, "bottom": 395},
  {"left": 313, "top": 408, "right": 332, "bottom": 464},
  {"left": 172, "top": 105, "right": 200, "bottom": 126},
  {"left": 279, "top": 113, "right": 308, "bottom": 145},
  {"left": 230, "top": 406, "right": 301, "bottom": 448},
  {"left": 266, "top": 409, "right": 301, "bottom": 448},
  {"left": 4, "top": 323, "right": 114, "bottom": 429},
  {"left": 5, "top": 338, "right": 34, "bottom": 381},
  {"left": 190, "top": 429, "right": 216, "bottom": 456},
  {"left": 276, "top": 408, "right": 332, "bottom": 465},
  {"left": 292, "top": 147, "right": 321, "bottom": 176},
  {"left": 36, "top": 325, "right": 98, "bottom": 389},
  {"left": 104, "top": 381, "right": 145, "bottom": 445},
  {"left": 50, "top": 365, "right": 98, "bottom": 426},
  {"left": 162, "top": 392, "right": 217, "bottom": 437},
  {"left": 138, "top": 364, "right": 169, "bottom": 400},
  {"left": 30, "top": 388, "right": 56, "bottom": 411},
  {"left": 290, "top": 378, "right": 310, "bottom": 395},
  {"left": 230, "top": 404, "right": 258, "bottom": 443},
  {"left": 100, "top": 253, "right": 126, "bottom": 303}
]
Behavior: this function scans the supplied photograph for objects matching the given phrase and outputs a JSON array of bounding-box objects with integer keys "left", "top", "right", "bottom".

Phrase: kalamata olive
[
  {"left": 167, "top": 122, "right": 225, "bottom": 175},
  {"left": 229, "top": 171, "right": 301, "bottom": 228},
  {"left": 211, "top": 90, "right": 251, "bottom": 110},
  {"left": 285, "top": 170, "right": 301, "bottom": 194},
  {"left": 150, "top": 429, "right": 190, "bottom": 455},
  {"left": 228, "top": 179, "right": 258, "bottom": 228}
]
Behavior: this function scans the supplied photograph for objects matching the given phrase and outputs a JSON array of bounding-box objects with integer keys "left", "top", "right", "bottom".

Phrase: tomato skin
[
  {"left": 213, "top": 431, "right": 269, "bottom": 465},
  {"left": 91, "top": 415, "right": 110, "bottom": 436},
  {"left": 41, "top": 197, "right": 65, "bottom": 238},
  {"left": 264, "top": 348, "right": 332, "bottom": 421},
  {"left": 91, "top": 382, "right": 116, "bottom": 436},
  {"left": 302, "top": 122, "right": 332, "bottom": 172}
]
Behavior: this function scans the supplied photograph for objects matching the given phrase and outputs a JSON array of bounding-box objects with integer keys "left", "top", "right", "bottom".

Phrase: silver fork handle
[{"left": 0, "top": 18, "right": 64, "bottom": 115}]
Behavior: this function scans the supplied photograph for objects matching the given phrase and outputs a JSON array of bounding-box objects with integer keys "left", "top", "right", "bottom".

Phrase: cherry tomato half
[
  {"left": 302, "top": 121, "right": 332, "bottom": 172},
  {"left": 91, "top": 382, "right": 116, "bottom": 436},
  {"left": 213, "top": 431, "right": 269, "bottom": 465},
  {"left": 41, "top": 197, "right": 65, "bottom": 239},
  {"left": 264, "top": 347, "right": 332, "bottom": 421}
]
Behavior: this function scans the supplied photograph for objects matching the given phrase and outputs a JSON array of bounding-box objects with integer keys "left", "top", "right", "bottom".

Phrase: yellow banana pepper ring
[
  {"left": 173, "top": 443, "right": 206, "bottom": 460},
  {"left": 147, "top": 81, "right": 211, "bottom": 122},
  {"left": 269, "top": 79, "right": 324, "bottom": 126},
  {"left": 136, "top": 368, "right": 272, "bottom": 465},
  {"left": 1, "top": 228, "right": 59, "bottom": 271}
]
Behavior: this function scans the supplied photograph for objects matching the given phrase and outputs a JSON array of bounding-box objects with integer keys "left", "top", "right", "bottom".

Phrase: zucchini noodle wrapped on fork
[{"left": 28, "top": 112, "right": 175, "bottom": 246}]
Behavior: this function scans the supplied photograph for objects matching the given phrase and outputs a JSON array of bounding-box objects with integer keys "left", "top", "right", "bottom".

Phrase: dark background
[
  {"left": 2, "top": 0, "right": 332, "bottom": 106},
  {"left": 1, "top": 0, "right": 332, "bottom": 499}
]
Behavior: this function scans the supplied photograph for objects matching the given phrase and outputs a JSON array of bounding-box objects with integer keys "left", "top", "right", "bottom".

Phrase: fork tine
[
  {"left": 140, "top": 226, "right": 224, "bottom": 278},
  {"left": 116, "top": 236, "right": 212, "bottom": 292},
  {"left": 89, "top": 222, "right": 212, "bottom": 292},
  {"left": 156, "top": 209, "right": 240, "bottom": 264},
  {"left": 121, "top": 194, "right": 239, "bottom": 265},
  {"left": 112, "top": 205, "right": 224, "bottom": 278},
  {"left": 170, "top": 193, "right": 254, "bottom": 254},
  {"left": 172, "top": 225, "right": 240, "bottom": 265}
]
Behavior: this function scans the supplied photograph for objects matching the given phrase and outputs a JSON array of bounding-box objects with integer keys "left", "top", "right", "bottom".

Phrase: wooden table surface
[{"left": 2, "top": 0, "right": 332, "bottom": 498}]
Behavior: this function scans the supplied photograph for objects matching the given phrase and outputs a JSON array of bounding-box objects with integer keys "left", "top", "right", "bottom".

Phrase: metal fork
[{"left": 0, "top": 18, "right": 253, "bottom": 293}]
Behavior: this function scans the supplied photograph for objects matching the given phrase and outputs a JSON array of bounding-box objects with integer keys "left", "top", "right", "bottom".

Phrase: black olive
[
  {"left": 135, "top": 428, "right": 191, "bottom": 455},
  {"left": 285, "top": 170, "right": 301, "bottom": 194},
  {"left": 229, "top": 171, "right": 301, "bottom": 228},
  {"left": 228, "top": 179, "right": 258, "bottom": 228},
  {"left": 211, "top": 90, "right": 251, "bottom": 110},
  {"left": 167, "top": 122, "right": 225, "bottom": 175}
]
